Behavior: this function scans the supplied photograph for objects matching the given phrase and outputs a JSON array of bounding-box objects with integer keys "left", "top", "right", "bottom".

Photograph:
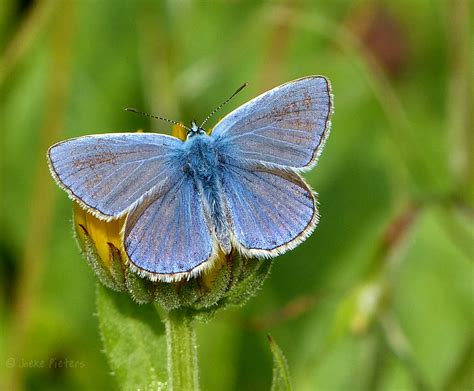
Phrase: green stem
[{"left": 165, "top": 310, "right": 199, "bottom": 391}]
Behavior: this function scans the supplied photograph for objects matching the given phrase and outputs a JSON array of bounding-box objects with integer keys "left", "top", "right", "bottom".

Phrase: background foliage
[{"left": 0, "top": 0, "right": 472, "bottom": 390}]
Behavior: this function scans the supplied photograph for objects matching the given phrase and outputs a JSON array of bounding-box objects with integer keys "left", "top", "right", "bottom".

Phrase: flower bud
[{"left": 73, "top": 202, "right": 272, "bottom": 314}]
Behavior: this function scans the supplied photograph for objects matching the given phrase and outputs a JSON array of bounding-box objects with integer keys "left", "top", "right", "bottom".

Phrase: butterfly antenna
[
  {"left": 124, "top": 107, "right": 191, "bottom": 131},
  {"left": 200, "top": 82, "right": 248, "bottom": 128}
]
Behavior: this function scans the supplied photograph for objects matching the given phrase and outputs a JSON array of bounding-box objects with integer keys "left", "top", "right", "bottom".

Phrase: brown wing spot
[{"left": 72, "top": 149, "right": 119, "bottom": 171}]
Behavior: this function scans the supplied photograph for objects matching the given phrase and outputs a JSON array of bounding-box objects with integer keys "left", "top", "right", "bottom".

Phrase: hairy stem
[{"left": 165, "top": 310, "right": 199, "bottom": 391}]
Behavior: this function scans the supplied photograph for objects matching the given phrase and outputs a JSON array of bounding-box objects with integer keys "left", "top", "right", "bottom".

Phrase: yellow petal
[
  {"left": 171, "top": 124, "right": 187, "bottom": 141},
  {"left": 73, "top": 202, "right": 126, "bottom": 268}
]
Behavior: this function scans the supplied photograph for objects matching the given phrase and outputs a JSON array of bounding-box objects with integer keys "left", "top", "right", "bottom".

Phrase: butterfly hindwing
[
  {"left": 48, "top": 133, "right": 182, "bottom": 219},
  {"left": 211, "top": 76, "right": 332, "bottom": 170},
  {"left": 221, "top": 161, "right": 318, "bottom": 255},
  {"left": 123, "top": 174, "right": 215, "bottom": 280}
]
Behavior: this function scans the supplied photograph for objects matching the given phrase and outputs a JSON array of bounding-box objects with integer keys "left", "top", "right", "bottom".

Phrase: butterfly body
[
  {"left": 48, "top": 76, "right": 333, "bottom": 281},
  {"left": 180, "top": 133, "right": 231, "bottom": 254}
]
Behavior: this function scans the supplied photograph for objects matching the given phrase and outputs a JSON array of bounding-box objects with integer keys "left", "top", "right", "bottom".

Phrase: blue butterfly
[{"left": 47, "top": 76, "right": 333, "bottom": 282}]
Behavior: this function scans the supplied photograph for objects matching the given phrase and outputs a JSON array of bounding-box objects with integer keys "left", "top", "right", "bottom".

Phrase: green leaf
[
  {"left": 96, "top": 285, "right": 167, "bottom": 390},
  {"left": 268, "top": 335, "right": 292, "bottom": 391}
]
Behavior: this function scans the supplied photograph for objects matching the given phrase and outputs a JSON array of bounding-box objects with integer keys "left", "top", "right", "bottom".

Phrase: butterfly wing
[
  {"left": 211, "top": 76, "right": 332, "bottom": 170},
  {"left": 221, "top": 162, "right": 317, "bottom": 256},
  {"left": 47, "top": 133, "right": 182, "bottom": 219},
  {"left": 123, "top": 174, "right": 216, "bottom": 281}
]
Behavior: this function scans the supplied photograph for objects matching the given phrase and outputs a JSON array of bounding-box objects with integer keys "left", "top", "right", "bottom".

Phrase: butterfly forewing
[
  {"left": 48, "top": 133, "right": 182, "bottom": 218},
  {"left": 211, "top": 76, "right": 332, "bottom": 170}
]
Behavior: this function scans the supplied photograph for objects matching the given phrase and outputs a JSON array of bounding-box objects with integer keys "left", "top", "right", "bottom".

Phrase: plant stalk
[{"left": 165, "top": 310, "right": 199, "bottom": 391}]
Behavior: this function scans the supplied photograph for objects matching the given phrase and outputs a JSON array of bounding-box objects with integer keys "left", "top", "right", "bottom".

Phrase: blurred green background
[{"left": 0, "top": 0, "right": 472, "bottom": 390}]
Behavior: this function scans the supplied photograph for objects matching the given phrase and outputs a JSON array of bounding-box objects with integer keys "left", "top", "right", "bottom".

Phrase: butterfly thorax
[
  {"left": 182, "top": 135, "right": 231, "bottom": 253},
  {"left": 183, "top": 134, "right": 218, "bottom": 179}
]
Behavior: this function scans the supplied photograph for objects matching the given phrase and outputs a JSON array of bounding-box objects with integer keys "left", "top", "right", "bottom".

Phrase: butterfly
[{"left": 47, "top": 76, "right": 333, "bottom": 282}]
